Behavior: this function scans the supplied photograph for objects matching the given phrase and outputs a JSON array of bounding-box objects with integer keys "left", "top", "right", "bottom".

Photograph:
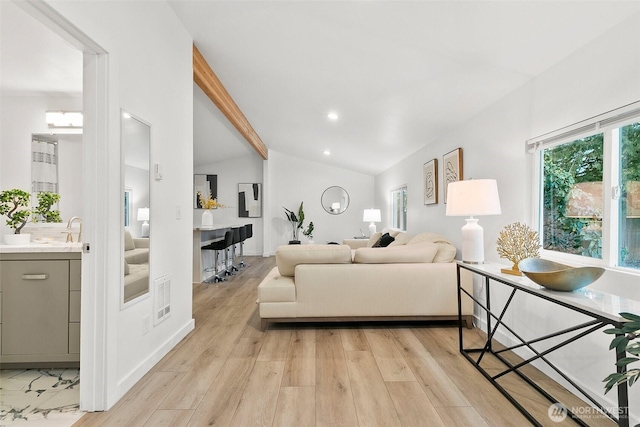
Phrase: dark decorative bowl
[{"left": 517, "top": 258, "right": 605, "bottom": 292}]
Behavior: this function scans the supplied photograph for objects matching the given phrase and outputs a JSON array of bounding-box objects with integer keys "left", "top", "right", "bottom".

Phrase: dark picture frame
[{"left": 194, "top": 174, "right": 217, "bottom": 209}]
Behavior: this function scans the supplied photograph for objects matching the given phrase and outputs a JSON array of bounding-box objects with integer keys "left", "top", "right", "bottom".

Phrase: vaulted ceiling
[
  {"left": 171, "top": 1, "right": 640, "bottom": 174},
  {"left": 3, "top": 1, "right": 639, "bottom": 175}
]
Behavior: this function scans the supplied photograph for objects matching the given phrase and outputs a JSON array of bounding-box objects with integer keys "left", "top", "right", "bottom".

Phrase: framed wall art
[
  {"left": 238, "top": 183, "right": 262, "bottom": 218},
  {"left": 194, "top": 174, "right": 217, "bottom": 209},
  {"left": 443, "top": 147, "right": 463, "bottom": 203},
  {"left": 423, "top": 159, "right": 438, "bottom": 205}
]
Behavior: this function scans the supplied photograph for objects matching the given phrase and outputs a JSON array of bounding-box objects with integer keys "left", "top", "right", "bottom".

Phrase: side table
[{"left": 457, "top": 261, "right": 634, "bottom": 426}]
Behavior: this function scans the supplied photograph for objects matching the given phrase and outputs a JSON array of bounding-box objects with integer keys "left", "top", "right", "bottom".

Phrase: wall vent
[{"left": 154, "top": 275, "right": 171, "bottom": 325}]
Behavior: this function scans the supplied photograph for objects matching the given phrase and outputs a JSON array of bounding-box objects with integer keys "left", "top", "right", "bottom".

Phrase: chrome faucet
[{"left": 66, "top": 216, "right": 82, "bottom": 243}]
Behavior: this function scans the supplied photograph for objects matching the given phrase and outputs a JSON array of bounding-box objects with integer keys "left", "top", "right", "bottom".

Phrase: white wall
[
  {"left": 46, "top": 0, "right": 194, "bottom": 409},
  {"left": 194, "top": 154, "right": 264, "bottom": 256},
  {"left": 375, "top": 13, "right": 640, "bottom": 419},
  {"left": 264, "top": 149, "right": 374, "bottom": 255},
  {"left": 124, "top": 164, "right": 150, "bottom": 238},
  {"left": 0, "top": 95, "right": 83, "bottom": 234}
]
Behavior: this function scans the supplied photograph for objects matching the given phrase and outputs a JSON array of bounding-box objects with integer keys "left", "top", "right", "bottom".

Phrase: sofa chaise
[
  {"left": 257, "top": 231, "right": 473, "bottom": 330},
  {"left": 124, "top": 229, "right": 149, "bottom": 302}
]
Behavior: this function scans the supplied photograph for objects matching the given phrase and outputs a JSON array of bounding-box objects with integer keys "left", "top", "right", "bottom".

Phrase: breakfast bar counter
[{"left": 193, "top": 225, "right": 241, "bottom": 283}]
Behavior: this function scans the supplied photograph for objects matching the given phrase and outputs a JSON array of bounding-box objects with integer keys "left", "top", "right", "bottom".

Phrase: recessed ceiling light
[
  {"left": 324, "top": 150, "right": 331, "bottom": 156},
  {"left": 122, "top": 112, "right": 131, "bottom": 119},
  {"left": 327, "top": 112, "right": 338, "bottom": 121}
]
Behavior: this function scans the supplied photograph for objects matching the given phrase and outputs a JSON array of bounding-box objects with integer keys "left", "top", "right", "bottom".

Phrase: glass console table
[{"left": 456, "top": 262, "right": 638, "bottom": 427}]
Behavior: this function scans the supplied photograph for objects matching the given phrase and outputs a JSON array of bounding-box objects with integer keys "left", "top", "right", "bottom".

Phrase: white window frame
[
  {"left": 391, "top": 185, "right": 407, "bottom": 231},
  {"left": 528, "top": 101, "right": 640, "bottom": 272}
]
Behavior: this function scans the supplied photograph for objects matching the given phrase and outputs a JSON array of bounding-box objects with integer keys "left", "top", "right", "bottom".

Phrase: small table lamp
[
  {"left": 363, "top": 209, "right": 381, "bottom": 235},
  {"left": 137, "top": 207, "right": 150, "bottom": 237},
  {"left": 446, "top": 179, "right": 501, "bottom": 264}
]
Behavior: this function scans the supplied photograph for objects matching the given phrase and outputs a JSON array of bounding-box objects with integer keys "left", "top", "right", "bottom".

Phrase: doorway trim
[{"left": 15, "top": 0, "right": 109, "bottom": 411}]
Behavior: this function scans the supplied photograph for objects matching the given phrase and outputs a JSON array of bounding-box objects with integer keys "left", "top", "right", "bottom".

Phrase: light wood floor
[{"left": 73, "top": 256, "right": 615, "bottom": 426}]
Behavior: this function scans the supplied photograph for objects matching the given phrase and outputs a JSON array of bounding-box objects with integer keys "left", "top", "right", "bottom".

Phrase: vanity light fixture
[{"left": 45, "top": 111, "right": 83, "bottom": 134}]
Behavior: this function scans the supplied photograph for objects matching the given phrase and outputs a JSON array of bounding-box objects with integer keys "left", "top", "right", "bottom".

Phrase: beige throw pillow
[
  {"left": 407, "top": 232, "right": 457, "bottom": 263},
  {"left": 124, "top": 229, "right": 136, "bottom": 251},
  {"left": 367, "top": 232, "right": 382, "bottom": 247},
  {"left": 388, "top": 232, "right": 413, "bottom": 246}
]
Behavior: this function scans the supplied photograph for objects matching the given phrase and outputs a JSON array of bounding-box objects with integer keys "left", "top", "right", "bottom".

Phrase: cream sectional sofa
[
  {"left": 124, "top": 230, "right": 149, "bottom": 302},
  {"left": 257, "top": 231, "right": 473, "bottom": 330}
]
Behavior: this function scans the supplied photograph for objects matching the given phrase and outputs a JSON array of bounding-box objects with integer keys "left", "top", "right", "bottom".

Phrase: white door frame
[{"left": 15, "top": 0, "right": 109, "bottom": 411}]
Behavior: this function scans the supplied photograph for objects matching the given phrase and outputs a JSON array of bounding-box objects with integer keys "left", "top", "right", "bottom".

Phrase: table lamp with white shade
[
  {"left": 446, "top": 179, "right": 501, "bottom": 264},
  {"left": 137, "top": 207, "right": 150, "bottom": 237},
  {"left": 363, "top": 208, "right": 381, "bottom": 235}
]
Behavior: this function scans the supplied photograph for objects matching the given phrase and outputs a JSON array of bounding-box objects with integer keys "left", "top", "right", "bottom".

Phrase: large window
[
  {"left": 532, "top": 103, "right": 640, "bottom": 270},
  {"left": 391, "top": 185, "right": 407, "bottom": 231},
  {"left": 542, "top": 134, "right": 603, "bottom": 259},
  {"left": 619, "top": 122, "right": 640, "bottom": 268}
]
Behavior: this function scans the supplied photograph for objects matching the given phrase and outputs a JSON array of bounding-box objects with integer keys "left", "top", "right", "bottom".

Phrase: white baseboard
[{"left": 115, "top": 318, "right": 195, "bottom": 400}]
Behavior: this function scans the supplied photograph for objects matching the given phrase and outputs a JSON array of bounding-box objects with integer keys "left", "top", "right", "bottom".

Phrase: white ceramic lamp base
[
  {"left": 369, "top": 222, "right": 377, "bottom": 235},
  {"left": 141, "top": 221, "right": 150, "bottom": 238},
  {"left": 461, "top": 217, "right": 484, "bottom": 264}
]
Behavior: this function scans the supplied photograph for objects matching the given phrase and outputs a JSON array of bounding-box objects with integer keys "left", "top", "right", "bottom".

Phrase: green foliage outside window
[
  {"left": 543, "top": 123, "right": 640, "bottom": 265},
  {"left": 543, "top": 134, "right": 604, "bottom": 258},
  {"left": 620, "top": 123, "right": 640, "bottom": 268}
]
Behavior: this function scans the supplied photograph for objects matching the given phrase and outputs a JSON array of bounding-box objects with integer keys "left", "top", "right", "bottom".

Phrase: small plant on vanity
[{"left": 0, "top": 188, "right": 32, "bottom": 234}]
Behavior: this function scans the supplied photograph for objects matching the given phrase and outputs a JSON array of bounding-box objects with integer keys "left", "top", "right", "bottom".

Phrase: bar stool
[
  {"left": 201, "top": 230, "right": 233, "bottom": 283},
  {"left": 239, "top": 223, "right": 252, "bottom": 268},
  {"left": 238, "top": 225, "right": 248, "bottom": 268},
  {"left": 228, "top": 227, "right": 242, "bottom": 274}
]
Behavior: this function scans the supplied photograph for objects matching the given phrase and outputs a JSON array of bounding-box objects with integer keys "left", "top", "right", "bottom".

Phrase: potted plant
[
  {"left": 0, "top": 188, "right": 32, "bottom": 244},
  {"left": 284, "top": 202, "right": 305, "bottom": 244},
  {"left": 34, "top": 192, "right": 62, "bottom": 223},
  {"left": 303, "top": 221, "right": 315, "bottom": 244},
  {"left": 603, "top": 312, "right": 640, "bottom": 395}
]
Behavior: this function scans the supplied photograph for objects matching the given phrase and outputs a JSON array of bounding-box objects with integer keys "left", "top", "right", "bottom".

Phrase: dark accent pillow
[{"left": 372, "top": 232, "right": 395, "bottom": 248}]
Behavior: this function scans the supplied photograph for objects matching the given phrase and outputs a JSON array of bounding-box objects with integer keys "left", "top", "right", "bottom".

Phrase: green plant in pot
[
  {"left": 0, "top": 188, "right": 32, "bottom": 244},
  {"left": 303, "top": 221, "right": 315, "bottom": 243},
  {"left": 284, "top": 202, "right": 305, "bottom": 244},
  {"left": 604, "top": 312, "right": 640, "bottom": 397},
  {"left": 34, "top": 192, "right": 62, "bottom": 223}
]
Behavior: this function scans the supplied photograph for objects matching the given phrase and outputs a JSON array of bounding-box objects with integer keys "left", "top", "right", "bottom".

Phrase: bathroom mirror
[
  {"left": 321, "top": 186, "right": 349, "bottom": 215},
  {"left": 122, "top": 110, "right": 151, "bottom": 306}
]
